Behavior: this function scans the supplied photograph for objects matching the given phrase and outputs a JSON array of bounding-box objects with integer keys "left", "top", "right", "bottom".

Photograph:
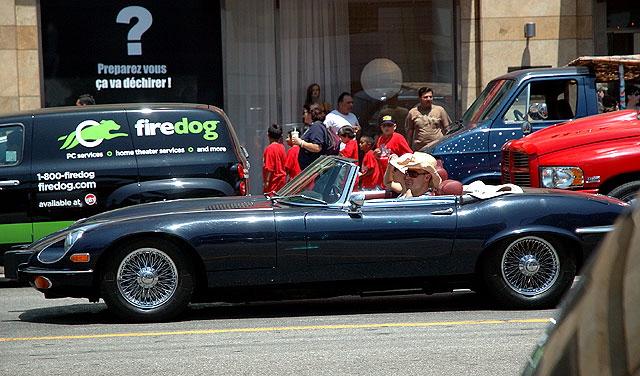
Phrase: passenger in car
[{"left": 396, "top": 152, "right": 442, "bottom": 198}]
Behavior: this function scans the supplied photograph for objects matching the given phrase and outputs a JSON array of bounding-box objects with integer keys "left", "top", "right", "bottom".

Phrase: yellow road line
[{"left": 0, "top": 318, "right": 551, "bottom": 342}]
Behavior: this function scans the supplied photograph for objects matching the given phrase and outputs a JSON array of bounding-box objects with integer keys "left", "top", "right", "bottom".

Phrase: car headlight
[
  {"left": 540, "top": 166, "right": 584, "bottom": 189},
  {"left": 64, "top": 229, "right": 86, "bottom": 252}
]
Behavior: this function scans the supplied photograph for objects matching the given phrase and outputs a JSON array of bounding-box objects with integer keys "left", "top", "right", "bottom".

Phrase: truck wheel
[
  {"left": 607, "top": 181, "right": 640, "bottom": 203},
  {"left": 481, "top": 235, "right": 575, "bottom": 309},
  {"left": 100, "top": 238, "right": 194, "bottom": 322}
]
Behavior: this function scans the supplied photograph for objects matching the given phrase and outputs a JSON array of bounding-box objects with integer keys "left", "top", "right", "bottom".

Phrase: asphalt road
[{"left": 0, "top": 286, "right": 556, "bottom": 376}]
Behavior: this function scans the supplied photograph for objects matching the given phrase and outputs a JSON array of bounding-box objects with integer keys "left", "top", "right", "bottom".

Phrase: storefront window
[
  {"left": 40, "top": 1, "right": 223, "bottom": 107},
  {"left": 222, "top": 0, "right": 457, "bottom": 194},
  {"left": 349, "top": 0, "right": 456, "bottom": 138},
  {"left": 606, "top": 3, "right": 640, "bottom": 55}
]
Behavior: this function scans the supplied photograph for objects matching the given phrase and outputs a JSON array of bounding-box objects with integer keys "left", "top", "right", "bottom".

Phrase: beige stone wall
[
  {"left": 460, "top": 0, "right": 594, "bottom": 111},
  {"left": 0, "top": 0, "right": 40, "bottom": 113},
  {"left": 0, "top": 1, "right": 596, "bottom": 115}
]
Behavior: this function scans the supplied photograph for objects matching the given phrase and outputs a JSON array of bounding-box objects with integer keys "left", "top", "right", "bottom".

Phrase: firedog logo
[
  {"left": 58, "top": 117, "right": 221, "bottom": 150},
  {"left": 58, "top": 120, "right": 128, "bottom": 150},
  {"left": 134, "top": 118, "right": 219, "bottom": 141}
]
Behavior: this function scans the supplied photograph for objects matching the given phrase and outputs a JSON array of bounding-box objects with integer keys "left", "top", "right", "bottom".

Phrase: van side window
[
  {"left": 504, "top": 79, "right": 578, "bottom": 123},
  {"left": 504, "top": 89, "right": 529, "bottom": 123},
  {"left": 0, "top": 125, "right": 24, "bottom": 166}
]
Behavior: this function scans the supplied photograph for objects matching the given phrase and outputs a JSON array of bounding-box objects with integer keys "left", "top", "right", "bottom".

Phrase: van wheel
[
  {"left": 481, "top": 235, "right": 575, "bottom": 309},
  {"left": 607, "top": 181, "right": 640, "bottom": 203},
  {"left": 100, "top": 239, "right": 194, "bottom": 322}
]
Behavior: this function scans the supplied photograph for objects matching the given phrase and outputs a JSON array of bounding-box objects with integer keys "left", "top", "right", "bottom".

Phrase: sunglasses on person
[{"left": 406, "top": 170, "right": 427, "bottom": 178}]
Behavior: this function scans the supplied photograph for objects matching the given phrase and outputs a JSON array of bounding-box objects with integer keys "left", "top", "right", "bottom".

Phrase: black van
[{"left": 0, "top": 103, "right": 249, "bottom": 262}]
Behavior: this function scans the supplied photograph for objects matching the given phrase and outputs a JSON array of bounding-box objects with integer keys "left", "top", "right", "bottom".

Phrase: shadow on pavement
[
  {"left": 17, "top": 290, "right": 500, "bottom": 324},
  {"left": 185, "top": 291, "right": 499, "bottom": 321},
  {"left": 17, "top": 303, "right": 115, "bottom": 325}
]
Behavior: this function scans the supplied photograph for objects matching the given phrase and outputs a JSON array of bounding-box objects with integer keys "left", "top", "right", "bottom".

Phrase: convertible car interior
[{"left": 354, "top": 165, "right": 464, "bottom": 201}]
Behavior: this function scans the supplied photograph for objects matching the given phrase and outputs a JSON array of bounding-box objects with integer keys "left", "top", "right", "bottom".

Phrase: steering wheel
[
  {"left": 325, "top": 185, "right": 342, "bottom": 204},
  {"left": 513, "top": 110, "right": 524, "bottom": 121}
]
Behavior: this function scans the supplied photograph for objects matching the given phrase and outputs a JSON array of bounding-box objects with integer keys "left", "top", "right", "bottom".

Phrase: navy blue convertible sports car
[{"left": 5, "top": 156, "right": 628, "bottom": 322}]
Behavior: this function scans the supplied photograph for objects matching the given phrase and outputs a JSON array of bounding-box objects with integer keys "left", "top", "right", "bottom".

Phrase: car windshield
[
  {"left": 273, "top": 156, "right": 357, "bottom": 205},
  {"left": 460, "top": 79, "right": 516, "bottom": 123}
]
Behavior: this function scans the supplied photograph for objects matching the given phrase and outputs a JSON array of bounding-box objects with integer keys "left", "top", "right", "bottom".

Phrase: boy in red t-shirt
[
  {"left": 373, "top": 115, "right": 412, "bottom": 185},
  {"left": 284, "top": 130, "right": 301, "bottom": 180},
  {"left": 358, "top": 135, "right": 380, "bottom": 189},
  {"left": 262, "top": 123, "right": 287, "bottom": 194},
  {"left": 338, "top": 126, "right": 358, "bottom": 163}
]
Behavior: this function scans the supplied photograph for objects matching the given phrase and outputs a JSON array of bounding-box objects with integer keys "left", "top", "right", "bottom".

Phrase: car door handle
[
  {"left": 431, "top": 207, "right": 454, "bottom": 215},
  {"left": 0, "top": 180, "right": 20, "bottom": 189}
]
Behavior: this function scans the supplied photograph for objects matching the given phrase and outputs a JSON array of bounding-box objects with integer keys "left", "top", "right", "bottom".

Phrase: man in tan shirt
[{"left": 406, "top": 87, "right": 452, "bottom": 151}]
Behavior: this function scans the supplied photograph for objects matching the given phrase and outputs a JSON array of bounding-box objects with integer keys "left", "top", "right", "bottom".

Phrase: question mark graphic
[{"left": 116, "top": 6, "right": 153, "bottom": 56}]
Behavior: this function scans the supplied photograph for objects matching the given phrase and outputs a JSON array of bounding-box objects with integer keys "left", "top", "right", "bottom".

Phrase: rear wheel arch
[
  {"left": 477, "top": 232, "right": 583, "bottom": 272},
  {"left": 476, "top": 232, "right": 579, "bottom": 308}
]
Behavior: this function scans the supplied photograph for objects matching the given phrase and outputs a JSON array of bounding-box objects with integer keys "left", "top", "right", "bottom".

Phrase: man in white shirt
[{"left": 324, "top": 92, "right": 360, "bottom": 153}]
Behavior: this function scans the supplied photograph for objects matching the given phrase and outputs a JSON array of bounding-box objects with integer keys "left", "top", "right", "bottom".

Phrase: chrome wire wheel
[
  {"left": 501, "top": 236, "right": 560, "bottom": 296},
  {"left": 116, "top": 248, "right": 179, "bottom": 309}
]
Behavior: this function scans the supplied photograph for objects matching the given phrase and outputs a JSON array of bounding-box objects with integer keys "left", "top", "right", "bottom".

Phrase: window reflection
[
  {"left": 0, "top": 125, "right": 24, "bottom": 166},
  {"left": 222, "top": 0, "right": 457, "bottom": 194}
]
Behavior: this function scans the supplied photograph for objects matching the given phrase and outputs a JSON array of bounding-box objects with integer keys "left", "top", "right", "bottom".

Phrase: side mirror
[
  {"left": 348, "top": 193, "right": 365, "bottom": 217},
  {"left": 528, "top": 102, "right": 548, "bottom": 121},
  {"left": 240, "top": 145, "right": 250, "bottom": 159},
  {"left": 521, "top": 121, "right": 532, "bottom": 135}
]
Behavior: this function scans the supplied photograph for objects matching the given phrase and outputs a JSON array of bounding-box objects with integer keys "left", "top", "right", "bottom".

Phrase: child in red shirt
[
  {"left": 374, "top": 115, "right": 412, "bottom": 186},
  {"left": 338, "top": 126, "right": 358, "bottom": 163},
  {"left": 358, "top": 135, "right": 380, "bottom": 189},
  {"left": 262, "top": 123, "right": 287, "bottom": 194},
  {"left": 284, "top": 130, "right": 301, "bottom": 180}
]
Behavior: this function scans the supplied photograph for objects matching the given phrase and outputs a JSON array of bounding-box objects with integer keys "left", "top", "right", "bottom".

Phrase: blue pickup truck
[{"left": 422, "top": 66, "right": 601, "bottom": 184}]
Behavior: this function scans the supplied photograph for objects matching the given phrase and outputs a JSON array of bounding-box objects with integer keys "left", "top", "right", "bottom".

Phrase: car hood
[
  {"left": 73, "top": 196, "right": 271, "bottom": 227},
  {"left": 507, "top": 109, "right": 640, "bottom": 155}
]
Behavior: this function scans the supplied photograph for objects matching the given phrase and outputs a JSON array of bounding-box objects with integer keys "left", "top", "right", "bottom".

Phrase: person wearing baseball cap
[{"left": 373, "top": 115, "right": 412, "bottom": 187}]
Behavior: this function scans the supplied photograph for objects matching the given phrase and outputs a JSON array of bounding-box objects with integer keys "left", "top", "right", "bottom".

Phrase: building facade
[{"left": 0, "top": 0, "right": 638, "bottom": 194}]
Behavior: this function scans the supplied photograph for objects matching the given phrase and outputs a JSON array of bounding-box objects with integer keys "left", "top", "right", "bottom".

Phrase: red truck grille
[{"left": 502, "top": 150, "right": 531, "bottom": 186}]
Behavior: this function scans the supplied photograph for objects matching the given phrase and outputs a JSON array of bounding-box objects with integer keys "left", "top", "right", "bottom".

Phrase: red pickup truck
[{"left": 501, "top": 109, "right": 640, "bottom": 202}]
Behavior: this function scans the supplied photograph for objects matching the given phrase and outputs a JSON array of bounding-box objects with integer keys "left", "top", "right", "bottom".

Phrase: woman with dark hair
[
  {"left": 291, "top": 104, "right": 330, "bottom": 170},
  {"left": 305, "top": 83, "right": 331, "bottom": 115},
  {"left": 302, "top": 104, "right": 313, "bottom": 131}
]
